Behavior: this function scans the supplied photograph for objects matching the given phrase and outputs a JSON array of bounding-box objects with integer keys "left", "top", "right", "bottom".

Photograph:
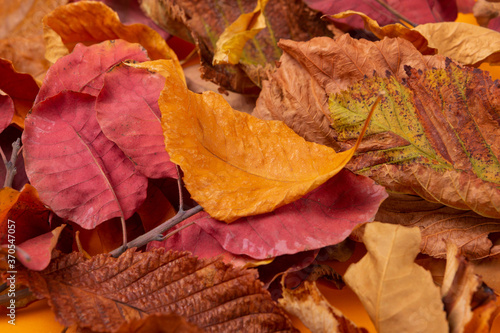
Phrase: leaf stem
[
  {"left": 158, "top": 220, "right": 197, "bottom": 241},
  {"left": 374, "top": 0, "right": 417, "bottom": 27},
  {"left": 109, "top": 205, "right": 204, "bottom": 257},
  {"left": 3, "top": 138, "right": 22, "bottom": 188}
]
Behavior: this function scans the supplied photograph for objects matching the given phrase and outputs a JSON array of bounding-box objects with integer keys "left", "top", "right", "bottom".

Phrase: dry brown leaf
[
  {"left": 116, "top": 313, "right": 205, "bottom": 333},
  {"left": 0, "top": 0, "right": 66, "bottom": 80},
  {"left": 374, "top": 193, "right": 500, "bottom": 260},
  {"left": 442, "top": 243, "right": 482, "bottom": 333},
  {"left": 42, "top": 1, "right": 184, "bottom": 81},
  {"left": 332, "top": 10, "right": 500, "bottom": 66},
  {"left": 279, "top": 280, "right": 367, "bottom": 333},
  {"left": 132, "top": 59, "right": 366, "bottom": 222},
  {"left": 140, "top": 0, "right": 331, "bottom": 93},
  {"left": 253, "top": 34, "right": 445, "bottom": 147},
  {"left": 473, "top": 0, "right": 500, "bottom": 27},
  {"left": 344, "top": 222, "right": 448, "bottom": 333},
  {"left": 18, "top": 248, "right": 297, "bottom": 332}
]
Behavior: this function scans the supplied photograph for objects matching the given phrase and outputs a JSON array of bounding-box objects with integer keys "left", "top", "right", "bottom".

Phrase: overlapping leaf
[
  {"left": 254, "top": 34, "right": 445, "bottom": 147},
  {"left": 95, "top": 64, "right": 176, "bottom": 179},
  {"left": 140, "top": 0, "right": 331, "bottom": 93},
  {"left": 42, "top": 1, "right": 183, "bottom": 80},
  {"left": 329, "top": 61, "right": 500, "bottom": 218},
  {"left": 332, "top": 11, "right": 500, "bottom": 66},
  {"left": 23, "top": 91, "right": 148, "bottom": 228},
  {"left": 133, "top": 60, "right": 367, "bottom": 222},
  {"left": 344, "top": 222, "right": 448, "bottom": 333},
  {"left": 16, "top": 225, "right": 65, "bottom": 271},
  {"left": 375, "top": 194, "right": 500, "bottom": 259},
  {"left": 35, "top": 40, "right": 149, "bottom": 104},
  {"left": 18, "top": 248, "right": 298, "bottom": 332},
  {"left": 0, "top": 58, "right": 40, "bottom": 128}
]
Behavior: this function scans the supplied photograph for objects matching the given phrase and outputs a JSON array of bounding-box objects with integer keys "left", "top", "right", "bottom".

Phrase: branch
[
  {"left": 109, "top": 205, "right": 204, "bottom": 257},
  {"left": 2, "top": 138, "right": 21, "bottom": 188}
]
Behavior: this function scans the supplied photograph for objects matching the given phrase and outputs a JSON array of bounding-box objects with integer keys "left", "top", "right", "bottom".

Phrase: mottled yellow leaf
[
  {"left": 213, "top": 0, "right": 269, "bottom": 65},
  {"left": 344, "top": 222, "right": 448, "bottom": 333}
]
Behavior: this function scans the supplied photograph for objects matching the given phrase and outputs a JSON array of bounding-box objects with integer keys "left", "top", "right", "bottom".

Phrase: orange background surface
[{"left": 1, "top": 12, "right": 500, "bottom": 333}]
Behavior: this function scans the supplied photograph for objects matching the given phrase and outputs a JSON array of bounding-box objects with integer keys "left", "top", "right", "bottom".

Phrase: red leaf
[
  {"left": 16, "top": 225, "right": 65, "bottom": 271},
  {"left": 0, "top": 95, "right": 14, "bottom": 133},
  {"left": 307, "top": 0, "right": 457, "bottom": 29},
  {"left": 171, "top": 170, "right": 387, "bottom": 260},
  {"left": 35, "top": 40, "right": 149, "bottom": 104},
  {"left": 23, "top": 91, "right": 148, "bottom": 229},
  {"left": 0, "top": 58, "right": 39, "bottom": 128},
  {"left": 96, "top": 64, "right": 177, "bottom": 178}
]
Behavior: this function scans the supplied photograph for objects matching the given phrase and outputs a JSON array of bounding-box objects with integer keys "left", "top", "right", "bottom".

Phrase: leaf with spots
[{"left": 17, "top": 248, "right": 298, "bottom": 332}]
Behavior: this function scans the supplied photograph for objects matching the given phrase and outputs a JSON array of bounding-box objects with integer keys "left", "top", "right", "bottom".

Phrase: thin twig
[
  {"left": 109, "top": 205, "right": 204, "bottom": 257},
  {"left": 3, "top": 138, "right": 21, "bottom": 188},
  {"left": 176, "top": 165, "right": 184, "bottom": 211},
  {"left": 374, "top": 0, "right": 417, "bottom": 27},
  {"left": 119, "top": 216, "right": 128, "bottom": 253},
  {"left": 0, "top": 282, "right": 7, "bottom": 293},
  {"left": 158, "top": 220, "right": 197, "bottom": 241}
]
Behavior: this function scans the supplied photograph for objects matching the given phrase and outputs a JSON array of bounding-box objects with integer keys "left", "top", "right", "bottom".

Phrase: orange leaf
[
  {"left": 18, "top": 248, "right": 297, "bottom": 332},
  {"left": 131, "top": 60, "right": 366, "bottom": 222},
  {"left": 42, "top": 1, "right": 184, "bottom": 82}
]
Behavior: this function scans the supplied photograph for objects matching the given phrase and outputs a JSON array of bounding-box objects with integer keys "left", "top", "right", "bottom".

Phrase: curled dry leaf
[
  {"left": 42, "top": 1, "right": 183, "bottom": 80},
  {"left": 253, "top": 34, "right": 445, "bottom": 147},
  {"left": 35, "top": 39, "right": 149, "bottom": 104},
  {"left": 328, "top": 61, "right": 500, "bottom": 218},
  {"left": 15, "top": 225, "right": 65, "bottom": 271},
  {"left": 0, "top": 58, "right": 39, "bottom": 128},
  {"left": 279, "top": 280, "right": 366, "bottom": 333},
  {"left": 213, "top": 0, "right": 269, "bottom": 65},
  {"left": 18, "top": 248, "right": 297, "bottom": 332},
  {"left": 96, "top": 63, "right": 177, "bottom": 179},
  {"left": 344, "top": 222, "right": 448, "bottom": 333},
  {"left": 23, "top": 91, "right": 148, "bottom": 229},
  {"left": 375, "top": 193, "right": 500, "bottom": 260},
  {"left": 132, "top": 60, "right": 365, "bottom": 222},
  {"left": 140, "top": 0, "right": 331, "bottom": 93},
  {"left": 332, "top": 10, "right": 500, "bottom": 66}
]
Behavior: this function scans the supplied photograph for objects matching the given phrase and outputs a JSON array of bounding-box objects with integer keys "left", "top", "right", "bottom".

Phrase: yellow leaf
[
  {"left": 131, "top": 60, "right": 371, "bottom": 222},
  {"left": 344, "top": 222, "right": 448, "bottom": 333},
  {"left": 212, "top": 0, "right": 269, "bottom": 65},
  {"left": 42, "top": 1, "right": 185, "bottom": 82},
  {"left": 332, "top": 10, "right": 500, "bottom": 66}
]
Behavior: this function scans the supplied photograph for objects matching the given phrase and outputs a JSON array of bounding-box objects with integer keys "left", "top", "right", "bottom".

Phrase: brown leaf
[
  {"left": 374, "top": 193, "right": 500, "bottom": 259},
  {"left": 18, "top": 248, "right": 297, "bottom": 332},
  {"left": 253, "top": 34, "right": 445, "bottom": 148},
  {"left": 140, "top": 0, "right": 331, "bottom": 93},
  {"left": 116, "top": 313, "right": 205, "bottom": 333},
  {"left": 344, "top": 222, "right": 448, "bottom": 333},
  {"left": 279, "top": 280, "right": 367, "bottom": 333}
]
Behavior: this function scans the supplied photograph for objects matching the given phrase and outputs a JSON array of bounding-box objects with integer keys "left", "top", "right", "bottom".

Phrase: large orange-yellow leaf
[
  {"left": 132, "top": 60, "right": 363, "bottom": 222},
  {"left": 344, "top": 222, "right": 448, "bottom": 333},
  {"left": 42, "top": 1, "right": 184, "bottom": 81},
  {"left": 213, "top": 0, "right": 269, "bottom": 65},
  {"left": 18, "top": 248, "right": 297, "bottom": 332},
  {"left": 332, "top": 10, "right": 500, "bottom": 66}
]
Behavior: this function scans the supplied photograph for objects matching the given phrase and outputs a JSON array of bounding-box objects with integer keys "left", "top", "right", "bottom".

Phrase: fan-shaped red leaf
[
  {"left": 96, "top": 64, "right": 176, "bottom": 179},
  {"left": 23, "top": 91, "right": 148, "bottom": 229},
  {"left": 35, "top": 40, "right": 149, "bottom": 104}
]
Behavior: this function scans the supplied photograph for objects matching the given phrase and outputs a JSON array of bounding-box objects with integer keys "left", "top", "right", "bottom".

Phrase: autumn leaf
[
  {"left": 254, "top": 34, "right": 445, "bottom": 148},
  {"left": 344, "top": 222, "right": 448, "bottom": 333},
  {"left": 35, "top": 39, "right": 149, "bottom": 105},
  {"left": 374, "top": 193, "right": 500, "bottom": 259},
  {"left": 132, "top": 60, "right": 369, "bottom": 222},
  {"left": 18, "top": 248, "right": 298, "bottom": 332},
  {"left": 174, "top": 170, "right": 386, "bottom": 259},
  {"left": 23, "top": 91, "right": 148, "bottom": 229},
  {"left": 279, "top": 280, "right": 367, "bottom": 333},
  {"left": 42, "top": 1, "right": 184, "bottom": 80},
  {"left": 140, "top": 0, "right": 331, "bottom": 93},
  {"left": 96, "top": 63, "right": 177, "bottom": 179},
  {"left": 332, "top": 10, "right": 500, "bottom": 66},
  {"left": 0, "top": 58, "right": 40, "bottom": 128},
  {"left": 15, "top": 225, "right": 65, "bottom": 271},
  {"left": 307, "top": 0, "right": 457, "bottom": 29},
  {"left": 0, "top": 0, "right": 66, "bottom": 80},
  {"left": 116, "top": 313, "right": 205, "bottom": 333},
  {"left": 213, "top": 0, "right": 269, "bottom": 65},
  {"left": 328, "top": 61, "right": 500, "bottom": 218}
]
